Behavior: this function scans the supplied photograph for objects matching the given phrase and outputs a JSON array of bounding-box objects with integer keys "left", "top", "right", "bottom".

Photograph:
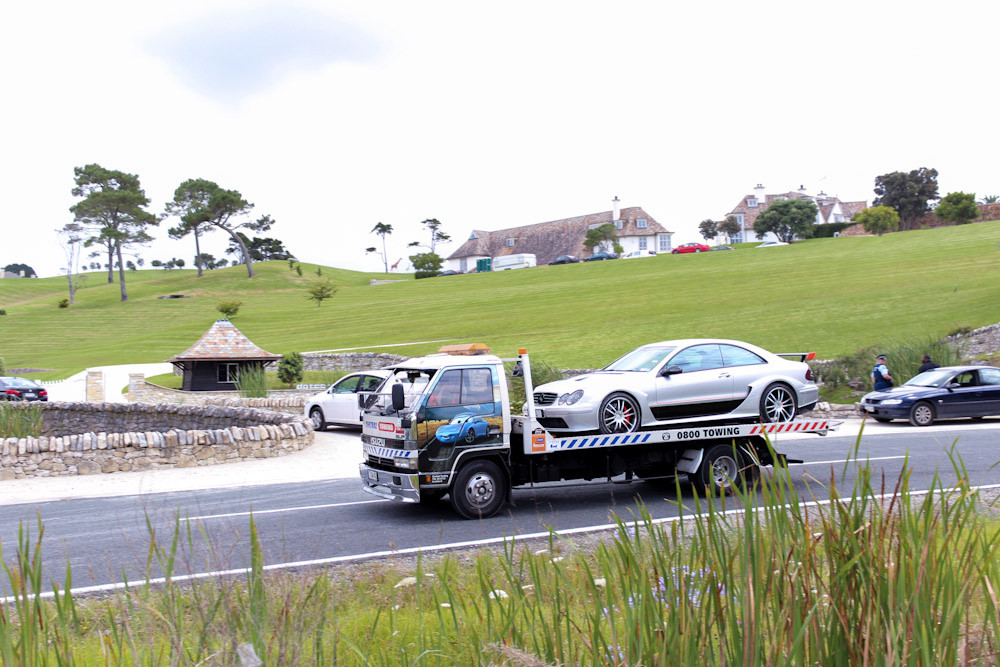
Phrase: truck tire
[
  {"left": 760, "top": 383, "right": 796, "bottom": 423},
  {"left": 689, "top": 443, "right": 746, "bottom": 494},
  {"left": 449, "top": 460, "right": 507, "bottom": 519},
  {"left": 309, "top": 407, "right": 327, "bottom": 431},
  {"left": 599, "top": 393, "right": 640, "bottom": 433}
]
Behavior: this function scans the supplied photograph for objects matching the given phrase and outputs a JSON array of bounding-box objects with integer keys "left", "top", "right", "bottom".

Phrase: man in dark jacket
[{"left": 918, "top": 354, "right": 941, "bottom": 374}]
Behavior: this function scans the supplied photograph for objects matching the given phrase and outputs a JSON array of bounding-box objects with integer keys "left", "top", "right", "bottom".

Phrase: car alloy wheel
[
  {"left": 909, "top": 401, "right": 935, "bottom": 427},
  {"left": 599, "top": 393, "right": 640, "bottom": 433},
  {"left": 309, "top": 407, "right": 327, "bottom": 431},
  {"left": 760, "top": 383, "right": 796, "bottom": 423}
]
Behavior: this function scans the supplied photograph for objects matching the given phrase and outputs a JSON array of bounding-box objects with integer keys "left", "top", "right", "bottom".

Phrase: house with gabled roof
[
  {"left": 167, "top": 319, "right": 282, "bottom": 391},
  {"left": 444, "top": 199, "right": 672, "bottom": 271},
  {"left": 725, "top": 184, "right": 868, "bottom": 243}
]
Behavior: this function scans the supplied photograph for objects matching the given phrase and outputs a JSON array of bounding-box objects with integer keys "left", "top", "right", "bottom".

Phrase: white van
[{"left": 491, "top": 253, "right": 537, "bottom": 271}]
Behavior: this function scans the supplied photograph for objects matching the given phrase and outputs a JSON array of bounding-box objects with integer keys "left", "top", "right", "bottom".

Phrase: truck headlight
[
  {"left": 559, "top": 390, "right": 584, "bottom": 405},
  {"left": 394, "top": 456, "right": 418, "bottom": 470}
]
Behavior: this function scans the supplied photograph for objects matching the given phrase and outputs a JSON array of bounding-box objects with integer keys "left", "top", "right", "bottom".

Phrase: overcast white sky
[{"left": 3, "top": 0, "right": 997, "bottom": 277}]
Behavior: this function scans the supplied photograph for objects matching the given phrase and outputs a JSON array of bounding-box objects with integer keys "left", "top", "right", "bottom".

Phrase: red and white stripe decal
[{"left": 750, "top": 421, "right": 828, "bottom": 435}]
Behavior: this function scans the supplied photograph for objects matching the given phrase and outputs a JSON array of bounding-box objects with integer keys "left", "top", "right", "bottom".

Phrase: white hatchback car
[
  {"left": 306, "top": 370, "right": 391, "bottom": 430},
  {"left": 621, "top": 250, "right": 657, "bottom": 259},
  {"left": 756, "top": 240, "right": 789, "bottom": 248}
]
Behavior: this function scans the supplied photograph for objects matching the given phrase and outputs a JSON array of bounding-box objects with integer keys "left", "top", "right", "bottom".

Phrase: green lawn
[{"left": 2, "top": 223, "right": 999, "bottom": 379}]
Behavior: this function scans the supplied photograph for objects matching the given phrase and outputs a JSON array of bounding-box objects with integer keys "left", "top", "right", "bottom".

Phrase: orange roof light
[
  {"left": 438, "top": 343, "right": 490, "bottom": 356},
  {"left": 518, "top": 348, "right": 527, "bottom": 355}
]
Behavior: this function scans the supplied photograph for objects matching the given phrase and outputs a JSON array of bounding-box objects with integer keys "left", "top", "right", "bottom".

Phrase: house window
[
  {"left": 658, "top": 236, "right": 671, "bottom": 252},
  {"left": 459, "top": 258, "right": 467, "bottom": 272},
  {"left": 639, "top": 238, "right": 647, "bottom": 250},
  {"left": 218, "top": 363, "right": 239, "bottom": 384},
  {"left": 615, "top": 220, "right": 623, "bottom": 230},
  {"left": 506, "top": 238, "right": 515, "bottom": 247},
  {"left": 747, "top": 198, "right": 758, "bottom": 208},
  {"left": 637, "top": 218, "right": 647, "bottom": 228},
  {"left": 735, "top": 214, "right": 744, "bottom": 226}
]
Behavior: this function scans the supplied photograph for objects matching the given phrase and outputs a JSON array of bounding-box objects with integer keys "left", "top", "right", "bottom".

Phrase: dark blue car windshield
[{"left": 904, "top": 370, "right": 953, "bottom": 388}]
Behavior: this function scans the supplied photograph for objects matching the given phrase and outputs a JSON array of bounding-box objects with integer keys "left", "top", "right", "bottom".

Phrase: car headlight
[
  {"left": 880, "top": 399, "right": 903, "bottom": 405},
  {"left": 558, "top": 390, "right": 584, "bottom": 405}
]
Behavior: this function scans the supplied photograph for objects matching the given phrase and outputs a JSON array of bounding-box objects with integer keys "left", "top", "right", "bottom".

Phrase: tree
[
  {"left": 980, "top": 194, "right": 999, "bottom": 204},
  {"left": 367, "top": 222, "right": 393, "bottom": 273},
  {"left": 57, "top": 223, "right": 84, "bottom": 304},
  {"left": 583, "top": 223, "right": 623, "bottom": 254},
  {"left": 2, "top": 263, "right": 36, "bottom": 278},
  {"left": 854, "top": 205, "right": 900, "bottom": 236},
  {"left": 216, "top": 300, "right": 242, "bottom": 318},
  {"left": 718, "top": 216, "right": 741, "bottom": 244},
  {"left": 165, "top": 179, "right": 218, "bottom": 277},
  {"left": 935, "top": 192, "right": 979, "bottom": 225},
  {"left": 70, "top": 164, "right": 158, "bottom": 301},
  {"left": 277, "top": 352, "right": 304, "bottom": 387},
  {"left": 872, "top": 168, "right": 939, "bottom": 231},
  {"left": 305, "top": 278, "right": 336, "bottom": 306},
  {"left": 166, "top": 178, "right": 274, "bottom": 277},
  {"left": 753, "top": 199, "right": 818, "bottom": 243},
  {"left": 225, "top": 233, "right": 292, "bottom": 261},
  {"left": 410, "top": 252, "right": 443, "bottom": 279},
  {"left": 698, "top": 219, "right": 718, "bottom": 242},
  {"left": 407, "top": 218, "right": 451, "bottom": 255},
  {"left": 195, "top": 253, "right": 228, "bottom": 270}
]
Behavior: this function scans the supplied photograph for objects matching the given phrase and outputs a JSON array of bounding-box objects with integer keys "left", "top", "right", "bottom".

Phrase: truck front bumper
[{"left": 360, "top": 463, "right": 420, "bottom": 503}]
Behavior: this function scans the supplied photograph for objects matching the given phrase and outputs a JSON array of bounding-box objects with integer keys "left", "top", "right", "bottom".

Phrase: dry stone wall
[
  {"left": 302, "top": 352, "right": 408, "bottom": 372},
  {"left": 0, "top": 402, "right": 314, "bottom": 480},
  {"left": 128, "top": 375, "right": 310, "bottom": 413}
]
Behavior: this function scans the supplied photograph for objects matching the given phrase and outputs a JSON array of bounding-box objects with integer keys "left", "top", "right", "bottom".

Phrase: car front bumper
[
  {"left": 532, "top": 403, "right": 600, "bottom": 432},
  {"left": 859, "top": 402, "right": 910, "bottom": 419}
]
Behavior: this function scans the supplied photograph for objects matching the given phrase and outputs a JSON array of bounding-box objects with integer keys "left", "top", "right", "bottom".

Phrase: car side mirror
[
  {"left": 945, "top": 382, "right": 961, "bottom": 390},
  {"left": 392, "top": 383, "right": 405, "bottom": 412},
  {"left": 660, "top": 365, "right": 683, "bottom": 376}
]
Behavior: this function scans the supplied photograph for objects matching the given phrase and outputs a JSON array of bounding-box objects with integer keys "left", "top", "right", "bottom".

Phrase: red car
[{"left": 671, "top": 243, "right": 711, "bottom": 254}]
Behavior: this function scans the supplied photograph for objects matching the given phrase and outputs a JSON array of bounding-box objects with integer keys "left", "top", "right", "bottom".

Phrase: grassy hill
[{"left": 2, "top": 223, "right": 999, "bottom": 379}]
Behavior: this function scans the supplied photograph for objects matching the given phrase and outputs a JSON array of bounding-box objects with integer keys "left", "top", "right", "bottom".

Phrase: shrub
[
  {"left": 295, "top": 265, "right": 303, "bottom": 276},
  {"left": 0, "top": 308, "right": 7, "bottom": 315},
  {"left": 277, "top": 352, "right": 304, "bottom": 387},
  {"left": 235, "top": 364, "right": 268, "bottom": 398},
  {"left": 305, "top": 279, "right": 336, "bottom": 307},
  {"left": 810, "top": 336, "right": 960, "bottom": 393},
  {"left": 57, "top": 299, "right": 69, "bottom": 308},
  {"left": 0, "top": 403, "right": 43, "bottom": 438},
  {"left": 812, "top": 221, "right": 853, "bottom": 238},
  {"left": 947, "top": 324, "right": 973, "bottom": 337},
  {"left": 505, "top": 358, "right": 565, "bottom": 410},
  {"left": 216, "top": 300, "right": 242, "bottom": 319},
  {"left": 0, "top": 357, "right": 5, "bottom": 374}
]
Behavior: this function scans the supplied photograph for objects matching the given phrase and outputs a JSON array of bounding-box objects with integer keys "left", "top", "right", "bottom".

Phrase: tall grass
[
  {"left": 235, "top": 364, "right": 269, "bottom": 398},
  {"left": 0, "top": 445, "right": 997, "bottom": 664},
  {"left": 0, "top": 402, "right": 42, "bottom": 438},
  {"left": 812, "top": 335, "right": 962, "bottom": 391}
]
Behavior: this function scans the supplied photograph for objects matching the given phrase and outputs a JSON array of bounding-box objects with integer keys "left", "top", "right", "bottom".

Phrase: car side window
[
  {"left": 978, "top": 368, "right": 1000, "bottom": 386},
  {"left": 719, "top": 344, "right": 765, "bottom": 367},
  {"left": 954, "top": 371, "right": 977, "bottom": 387},
  {"left": 669, "top": 344, "right": 724, "bottom": 372},
  {"left": 332, "top": 376, "right": 361, "bottom": 394},
  {"left": 361, "top": 375, "right": 383, "bottom": 392}
]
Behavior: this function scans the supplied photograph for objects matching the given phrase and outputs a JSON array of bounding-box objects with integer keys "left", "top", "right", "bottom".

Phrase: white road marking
[
  {"left": 186, "top": 499, "right": 387, "bottom": 521},
  {"left": 790, "top": 455, "right": 908, "bottom": 466}
]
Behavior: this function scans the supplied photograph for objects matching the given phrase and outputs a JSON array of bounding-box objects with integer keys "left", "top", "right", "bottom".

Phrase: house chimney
[
  {"left": 612, "top": 196, "right": 620, "bottom": 221},
  {"left": 754, "top": 183, "right": 765, "bottom": 202},
  {"left": 798, "top": 184, "right": 807, "bottom": 196}
]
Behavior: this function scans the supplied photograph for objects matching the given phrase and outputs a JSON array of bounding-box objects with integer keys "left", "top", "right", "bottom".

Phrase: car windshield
[
  {"left": 904, "top": 369, "right": 955, "bottom": 388},
  {"left": 604, "top": 346, "right": 677, "bottom": 372}
]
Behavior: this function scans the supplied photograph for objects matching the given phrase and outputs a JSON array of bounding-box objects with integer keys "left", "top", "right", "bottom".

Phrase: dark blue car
[{"left": 859, "top": 365, "right": 1000, "bottom": 426}]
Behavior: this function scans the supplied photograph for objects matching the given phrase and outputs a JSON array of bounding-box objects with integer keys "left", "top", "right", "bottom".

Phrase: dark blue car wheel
[{"left": 908, "top": 401, "right": 935, "bottom": 427}]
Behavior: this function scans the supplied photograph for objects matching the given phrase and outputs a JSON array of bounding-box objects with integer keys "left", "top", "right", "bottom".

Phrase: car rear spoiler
[{"left": 776, "top": 352, "right": 816, "bottom": 363}]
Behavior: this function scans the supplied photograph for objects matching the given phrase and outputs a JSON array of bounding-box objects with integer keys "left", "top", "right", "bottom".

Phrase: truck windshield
[{"left": 604, "top": 346, "right": 677, "bottom": 372}]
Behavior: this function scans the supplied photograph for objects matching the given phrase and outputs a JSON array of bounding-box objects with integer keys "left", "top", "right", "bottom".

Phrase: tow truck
[{"left": 359, "top": 345, "right": 839, "bottom": 518}]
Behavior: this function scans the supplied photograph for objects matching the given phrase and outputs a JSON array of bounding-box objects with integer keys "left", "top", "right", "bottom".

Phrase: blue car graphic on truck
[{"left": 434, "top": 414, "right": 490, "bottom": 444}]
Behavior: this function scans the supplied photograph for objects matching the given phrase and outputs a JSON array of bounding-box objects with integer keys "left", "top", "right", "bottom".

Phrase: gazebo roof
[{"left": 167, "top": 319, "right": 282, "bottom": 363}]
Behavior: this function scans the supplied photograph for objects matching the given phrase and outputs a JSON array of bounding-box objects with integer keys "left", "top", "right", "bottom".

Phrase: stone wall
[
  {"left": 302, "top": 352, "right": 408, "bottom": 372},
  {"left": 128, "top": 375, "right": 310, "bottom": 413},
  {"left": 0, "top": 402, "right": 313, "bottom": 480}
]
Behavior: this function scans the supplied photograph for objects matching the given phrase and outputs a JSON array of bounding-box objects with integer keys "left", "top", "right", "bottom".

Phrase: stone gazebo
[{"left": 167, "top": 319, "right": 282, "bottom": 391}]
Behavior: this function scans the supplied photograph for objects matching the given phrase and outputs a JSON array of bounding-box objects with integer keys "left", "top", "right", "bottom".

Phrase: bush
[
  {"left": 0, "top": 308, "right": 7, "bottom": 315},
  {"left": 235, "top": 364, "right": 268, "bottom": 398},
  {"left": 277, "top": 352, "right": 304, "bottom": 387},
  {"left": 947, "top": 324, "right": 973, "bottom": 337},
  {"left": 812, "top": 221, "right": 853, "bottom": 238},
  {"left": 505, "top": 358, "right": 565, "bottom": 411},
  {"left": 57, "top": 299, "right": 69, "bottom": 309},
  {"left": 216, "top": 300, "right": 242, "bottom": 319},
  {"left": 0, "top": 357, "right": 5, "bottom": 374},
  {"left": 0, "top": 403, "right": 43, "bottom": 438},
  {"left": 810, "top": 336, "right": 960, "bottom": 394}
]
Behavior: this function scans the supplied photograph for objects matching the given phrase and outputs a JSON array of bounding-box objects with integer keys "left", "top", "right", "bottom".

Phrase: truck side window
[
  {"left": 427, "top": 370, "right": 463, "bottom": 407},
  {"left": 426, "top": 368, "right": 495, "bottom": 408}
]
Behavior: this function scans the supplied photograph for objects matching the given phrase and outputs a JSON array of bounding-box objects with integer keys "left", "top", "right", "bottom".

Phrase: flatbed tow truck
[{"left": 359, "top": 345, "right": 839, "bottom": 518}]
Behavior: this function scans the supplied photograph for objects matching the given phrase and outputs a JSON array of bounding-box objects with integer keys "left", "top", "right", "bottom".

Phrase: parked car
[
  {"left": 756, "top": 240, "right": 789, "bottom": 248},
  {"left": 711, "top": 245, "right": 734, "bottom": 251},
  {"left": 306, "top": 370, "right": 391, "bottom": 430},
  {"left": 532, "top": 339, "right": 818, "bottom": 434},
  {"left": 548, "top": 255, "right": 580, "bottom": 265},
  {"left": 859, "top": 366, "right": 1000, "bottom": 426},
  {"left": 434, "top": 413, "right": 490, "bottom": 444},
  {"left": 0, "top": 377, "right": 48, "bottom": 401},
  {"left": 583, "top": 251, "right": 618, "bottom": 262},
  {"left": 671, "top": 243, "right": 711, "bottom": 254},
  {"left": 436, "top": 270, "right": 460, "bottom": 276},
  {"left": 621, "top": 250, "right": 657, "bottom": 259}
]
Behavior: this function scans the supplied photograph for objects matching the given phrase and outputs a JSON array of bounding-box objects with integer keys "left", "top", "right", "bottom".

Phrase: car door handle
[{"left": 718, "top": 373, "right": 731, "bottom": 379}]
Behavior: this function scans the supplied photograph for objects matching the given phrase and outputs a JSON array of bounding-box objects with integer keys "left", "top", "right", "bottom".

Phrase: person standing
[
  {"left": 871, "top": 354, "right": 893, "bottom": 391},
  {"left": 918, "top": 354, "right": 940, "bottom": 373}
]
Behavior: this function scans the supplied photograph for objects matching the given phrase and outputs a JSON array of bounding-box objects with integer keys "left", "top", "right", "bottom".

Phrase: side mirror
[
  {"left": 945, "top": 382, "right": 961, "bottom": 390},
  {"left": 392, "top": 383, "right": 405, "bottom": 412},
  {"left": 660, "top": 365, "right": 683, "bottom": 376}
]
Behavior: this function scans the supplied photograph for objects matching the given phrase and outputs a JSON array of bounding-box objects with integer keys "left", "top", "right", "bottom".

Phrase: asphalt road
[{"left": 1, "top": 423, "right": 997, "bottom": 597}]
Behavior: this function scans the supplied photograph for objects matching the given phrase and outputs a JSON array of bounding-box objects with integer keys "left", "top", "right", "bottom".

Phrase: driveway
[{"left": 42, "top": 363, "right": 173, "bottom": 403}]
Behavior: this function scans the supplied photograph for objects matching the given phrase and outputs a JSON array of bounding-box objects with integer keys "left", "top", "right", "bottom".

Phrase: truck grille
[{"left": 534, "top": 392, "right": 557, "bottom": 406}]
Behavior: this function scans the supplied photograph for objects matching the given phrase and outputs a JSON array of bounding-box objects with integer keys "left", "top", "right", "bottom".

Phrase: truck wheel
[
  {"left": 760, "top": 383, "right": 796, "bottom": 423},
  {"left": 908, "top": 401, "right": 935, "bottom": 426},
  {"left": 599, "top": 393, "right": 640, "bottom": 433},
  {"left": 309, "top": 407, "right": 327, "bottom": 431},
  {"left": 449, "top": 460, "right": 507, "bottom": 519},
  {"left": 689, "top": 443, "right": 746, "bottom": 494}
]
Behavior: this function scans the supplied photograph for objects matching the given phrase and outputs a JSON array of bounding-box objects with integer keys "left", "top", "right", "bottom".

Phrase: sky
[{"left": 3, "top": 0, "right": 998, "bottom": 277}]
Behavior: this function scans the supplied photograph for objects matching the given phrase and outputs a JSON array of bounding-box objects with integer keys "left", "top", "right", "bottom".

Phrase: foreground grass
[
  {"left": 1, "top": 449, "right": 997, "bottom": 665},
  {"left": 1, "top": 222, "right": 999, "bottom": 378}
]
